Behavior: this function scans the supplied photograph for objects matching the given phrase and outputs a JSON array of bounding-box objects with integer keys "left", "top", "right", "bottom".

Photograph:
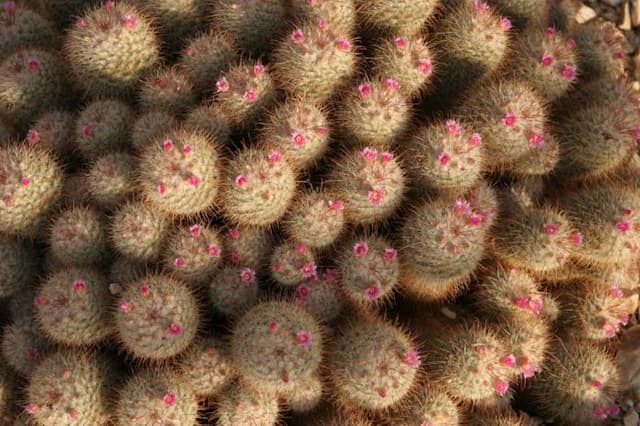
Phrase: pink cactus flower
[
  {"left": 189, "top": 224, "right": 201, "bottom": 238},
  {"left": 187, "top": 175, "right": 201, "bottom": 187},
  {"left": 119, "top": 300, "right": 131, "bottom": 312},
  {"left": 395, "top": 36, "right": 408, "bottom": 49},
  {"left": 269, "top": 321, "right": 278, "bottom": 332},
  {"left": 385, "top": 78, "right": 400, "bottom": 91},
  {"left": 500, "top": 17, "right": 512, "bottom": 31},
  {"left": 208, "top": 244, "right": 221, "bottom": 258},
  {"left": 562, "top": 64, "right": 577, "bottom": 80},
  {"left": 174, "top": 257, "right": 186, "bottom": 268},
  {"left": 253, "top": 64, "right": 265, "bottom": 75},
  {"left": 296, "top": 243, "right": 307, "bottom": 254},
  {"left": 291, "top": 29, "right": 305, "bottom": 44},
  {"left": 602, "top": 322, "right": 618, "bottom": 338},
  {"left": 353, "top": 241, "right": 369, "bottom": 257},
  {"left": 360, "top": 146, "right": 378, "bottom": 162},
  {"left": 300, "top": 262, "right": 317, "bottom": 279},
  {"left": 3, "top": 1, "right": 16, "bottom": 12},
  {"left": 609, "top": 285, "right": 624, "bottom": 298},
  {"left": 567, "top": 38, "right": 577, "bottom": 49},
  {"left": 324, "top": 269, "right": 339, "bottom": 282},
  {"left": 470, "top": 133, "right": 483, "bottom": 146},
  {"left": 157, "top": 183, "right": 167, "bottom": 195},
  {"left": 383, "top": 248, "right": 397, "bottom": 261},
  {"left": 73, "top": 279, "right": 86, "bottom": 291},
  {"left": 502, "top": 354, "right": 517, "bottom": 367},
  {"left": 528, "top": 297, "right": 543, "bottom": 315},
  {"left": 544, "top": 224, "right": 559, "bottom": 235},
  {"left": 240, "top": 267, "right": 256, "bottom": 283},
  {"left": 163, "top": 139, "right": 174, "bottom": 151},
  {"left": 521, "top": 362, "right": 539, "bottom": 378},
  {"left": 616, "top": 220, "right": 631, "bottom": 232},
  {"left": 268, "top": 150, "right": 283, "bottom": 164},
  {"left": 469, "top": 214, "right": 483, "bottom": 226},
  {"left": 541, "top": 53, "right": 554, "bottom": 66},
  {"left": 328, "top": 200, "right": 344, "bottom": 211},
  {"left": 168, "top": 322, "right": 183, "bottom": 336},
  {"left": 27, "top": 58, "right": 40, "bottom": 71},
  {"left": 403, "top": 350, "right": 421, "bottom": 368},
  {"left": 122, "top": 14, "right": 137, "bottom": 28},
  {"left": 163, "top": 391, "right": 178, "bottom": 407},
  {"left": 570, "top": 232, "right": 584, "bottom": 245},
  {"left": 291, "top": 130, "right": 306, "bottom": 148},
  {"left": 454, "top": 199, "right": 471, "bottom": 216},
  {"left": 494, "top": 380, "right": 509, "bottom": 396},
  {"left": 516, "top": 297, "right": 529, "bottom": 309},
  {"left": 358, "top": 82, "right": 372, "bottom": 97},
  {"left": 229, "top": 228, "right": 240, "bottom": 239},
  {"left": 20, "top": 177, "right": 30, "bottom": 186},
  {"left": 182, "top": 144, "right": 192, "bottom": 155},
  {"left": 368, "top": 189, "right": 385, "bottom": 205},
  {"left": 235, "top": 174, "right": 248, "bottom": 187},
  {"left": 337, "top": 37, "right": 352, "bottom": 51},
  {"left": 438, "top": 151, "right": 451, "bottom": 166},
  {"left": 243, "top": 90, "right": 257, "bottom": 102},
  {"left": 26, "top": 129, "right": 40, "bottom": 145},
  {"left": 529, "top": 132, "right": 545, "bottom": 148},
  {"left": 502, "top": 112, "right": 517, "bottom": 128},
  {"left": 296, "top": 284, "right": 311, "bottom": 298},
  {"left": 296, "top": 330, "right": 313, "bottom": 347},
  {"left": 418, "top": 58, "right": 433, "bottom": 75},
  {"left": 446, "top": 119, "right": 461, "bottom": 135},
  {"left": 140, "top": 283, "right": 150, "bottom": 296},
  {"left": 545, "top": 27, "right": 556, "bottom": 37},
  {"left": 272, "top": 263, "right": 282, "bottom": 272},
  {"left": 364, "top": 283, "right": 381, "bottom": 300},
  {"left": 82, "top": 125, "right": 94, "bottom": 138},
  {"left": 318, "top": 18, "right": 328, "bottom": 31},
  {"left": 25, "top": 403, "right": 39, "bottom": 414},
  {"left": 216, "top": 76, "right": 229, "bottom": 92},
  {"left": 473, "top": 0, "right": 488, "bottom": 12},
  {"left": 381, "top": 151, "right": 394, "bottom": 163},
  {"left": 593, "top": 406, "right": 608, "bottom": 420}
]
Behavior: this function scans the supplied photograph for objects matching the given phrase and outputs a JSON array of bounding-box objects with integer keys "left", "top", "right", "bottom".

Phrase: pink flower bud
[
  {"left": 234, "top": 174, "right": 248, "bottom": 187},
  {"left": 318, "top": 18, "right": 328, "bottom": 31},
  {"left": 291, "top": 29, "right": 305, "bottom": 44},
  {"left": 189, "top": 224, "right": 201, "bottom": 238},
  {"left": 385, "top": 78, "right": 400, "bottom": 91},
  {"left": 168, "top": 322, "right": 183, "bottom": 336},
  {"left": 163, "top": 391, "right": 178, "bottom": 407},
  {"left": 494, "top": 380, "right": 509, "bottom": 396},
  {"left": 27, "top": 58, "right": 40, "bottom": 71},
  {"left": 438, "top": 151, "right": 451, "bottom": 166},
  {"left": 541, "top": 53, "right": 554, "bottom": 66},
  {"left": 163, "top": 139, "right": 174, "bottom": 151},
  {"left": 157, "top": 183, "right": 167, "bottom": 195},
  {"left": 82, "top": 125, "right": 94, "bottom": 138},
  {"left": 140, "top": 283, "right": 150, "bottom": 296},
  {"left": 567, "top": 38, "right": 576, "bottom": 49},
  {"left": 208, "top": 244, "right": 221, "bottom": 258},
  {"left": 243, "top": 90, "right": 257, "bottom": 102},
  {"left": 454, "top": 199, "right": 471, "bottom": 216},
  {"left": 216, "top": 76, "right": 229, "bottom": 92},
  {"left": 545, "top": 27, "right": 556, "bottom": 37},
  {"left": 291, "top": 130, "right": 306, "bottom": 147},
  {"left": 229, "top": 228, "right": 240, "bottom": 239},
  {"left": 122, "top": 14, "right": 137, "bottom": 28},
  {"left": 446, "top": 119, "right": 461, "bottom": 135},
  {"left": 268, "top": 150, "right": 283, "bottom": 164},
  {"left": 353, "top": 241, "right": 369, "bottom": 257},
  {"left": 253, "top": 64, "right": 265, "bottom": 75},
  {"left": 240, "top": 267, "right": 256, "bottom": 283},
  {"left": 296, "top": 243, "right": 307, "bottom": 254},
  {"left": 272, "top": 263, "right": 282, "bottom": 272},
  {"left": 562, "top": 64, "right": 576, "bottom": 80},
  {"left": 300, "top": 262, "right": 317, "bottom": 279},
  {"left": 358, "top": 82, "right": 372, "bottom": 97},
  {"left": 403, "top": 350, "right": 421, "bottom": 368},
  {"left": 470, "top": 132, "right": 483, "bottom": 146},
  {"left": 383, "top": 248, "right": 397, "bottom": 261},
  {"left": 368, "top": 188, "right": 385, "bottom": 205},
  {"left": 337, "top": 37, "right": 352, "bottom": 51},
  {"left": 26, "top": 129, "right": 40, "bottom": 145},
  {"left": 418, "top": 58, "right": 433, "bottom": 75},
  {"left": 571, "top": 232, "right": 583, "bottom": 245},
  {"left": 381, "top": 151, "right": 394, "bottom": 163},
  {"left": 73, "top": 279, "right": 86, "bottom": 291},
  {"left": 328, "top": 200, "right": 344, "bottom": 211},
  {"left": 500, "top": 17, "right": 512, "bottom": 31},
  {"left": 187, "top": 175, "right": 201, "bottom": 187},
  {"left": 616, "top": 221, "right": 631, "bottom": 232},
  {"left": 296, "top": 330, "right": 313, "bottom": 347},
  {"left": 529, "top": 132, "right": 545, "bottom": 148},
  {"left": 395, "top": 36, "right": 408, "bottom": 49},
  {"left": 364, "top": 283, "right": 381, "bottom": 300},
  {"left": 609, "top": 285, "right": 623, "bottom": 298},
  {"left": 544, "top": 224, "right": 559, "bottom": 235},
  {"left": 296, "top": 284, "right": 311, "bottom": 298},
  {"left": 360, "top": 146, "right": 377, "bottom": 162},
  {"left": 502, "top": 112, "right": 517, "bottom": 128},
  {"left": 182, "top": 144, "right": 192, "bottom": 155},
  {"left": 174, "top": 257, "right": 186, "bottom": 267},
  {"left": 20, "top": 177, "right": 30, "bottom": 186},
  {"left": 119, "top": 299, "right": 131, "bottom": 312},
  {"left": 502, "top": 354, "right": 517, "bottom": 367}
]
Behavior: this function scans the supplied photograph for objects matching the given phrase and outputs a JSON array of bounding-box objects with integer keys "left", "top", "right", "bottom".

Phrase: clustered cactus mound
[{"left": 0, "top": 1, "right": 638, "bottom": 425}]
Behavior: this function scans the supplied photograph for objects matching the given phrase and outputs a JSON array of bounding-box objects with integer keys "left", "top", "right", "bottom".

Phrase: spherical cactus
[
  {"left": 177, "top": 30, "right": 235, "bottom": 96},
  {"left": 405, "top": 118, "right": 484, "bottom": 197},
  {"left": 528, "top": 338, "right": 622, "bottom": 424},
  {"left": 110, "top": 201, "right": 170, "bottom": 262},
  {"left": 0, "top": 3, "right": 59, "bottom": 60},
  {"left": 385, "top": 383, "right": 461, "bottom": 426},
  {"left": 214, "top": 60, "right": 276, "bottom": 127},
  {"left": 337, "top": 77, "right": 410, "bottom": 150},
  {"left": 459, "top": 80, "right": 547, "bottom": 172},
  {"left": 74, "top": 99, "right": 133, "bottom": 161},
  {"left": 25, "top": 351, "right": 113, "bottom": 425},
  {"left": 35, "top": 266, "right": 112, "bottom": 346},
  {"left": 280, "top": 373, "right": 323, "bottom": 413},
  {"left": 355, "top": 0, "right": 438, "bottom": 36},
  {"left": 0, "top": 48, "right": 68, "bottom": 127},
  {"left": 25, "top": 110, "right": 75, "bottom": 160},
  {"left": 215, "top": 381, "right": 280, "bottom": 426},
  {"left": 209, "top": 265, "right": 260, "bottom": 317},
  {"left": 289, "top": 0, "right": 357, "bottom": 34},
  {"left": 0, "top": 237, "right": 37, "bottom": 299},
  {"left": 372, "top": 34, "right": 435, "bottom": 98},
  {"left": 116, "top": 368, "right": 199, "bottom": 425},
  {"left": 329, "top": 315, "right": 421, "bottom": 410},
  {"left": 47, "top": 206, "right": 108, "bottom": 267},
  {"left": 138, "top": 127, "right": 221, "bottom": 216},
  {"left": 115, "top": 274, "right": 200, "bottom": 360},
  {"left": 260, "top": 99, "right": 330, "bottom": 170},
  {"left": 335, "top": 235, "right": 399, "bottom": 306},
  {"left": 176, "top": 337, "right": 233, "bottom": 398},
  {"left": 270, "top": 241, "right": 318, "bottom": 286},
  {"left": 571, "top": 20, "right": 626, "bottom": 81},
  {"left": 0, "top": 143, "right": 63, "bottom": 237},
  {"left": 222, "top": 225, "right": 273, "bottom": 269},
  {"left": 211, "top": 0, "right": 287, "bottom": 57},
  {"left": 230, "top": 300, "right": 323, "bottom": 392},
  {"left": 273, "top": 18, "right": 356, "bottom": 104},
  {"left": 138, "top": 66, "right": 196, "bottom": 115},
  {"left": 509, "top": 27, "right": 578, "bottom": 101},
  {"left": 506, "top": 131, "right": 560, "bottom": 176},
  {"left": 221, "top": 146, "right": 297, "bottom": 227},
  {"left": 163, "top": 223, "right": 223, "bottom": 285},
  {"left": 293, "top": 269, "right": 344, "bottom": 323},
  {"left": 86, "top": 152, "right": 137, "bottom": 209},
  {"left": 495, "top": 315, "right": 551, "bottom": 381},
  {"left": 2, "top": 313, "right": 49, "bottom": 375},
  {"left": 328, "top": 146, "right": 405, "bottom": 225},
  {"left": 184, "top": 103, "right": 232, "bottom": 145},
  {"left": 283, "top": 189, "right": 345, "bottom": 249},
  {"left": 65, "top": 1, "right": 160, "bottom": 98},
  {"left": 399, "top": 192, "right": 491, "bottom": 301}
]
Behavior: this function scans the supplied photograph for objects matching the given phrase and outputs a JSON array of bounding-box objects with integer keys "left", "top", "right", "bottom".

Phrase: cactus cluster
[{"left": 1, "top": 1, "right": 639, "bottom": 425}]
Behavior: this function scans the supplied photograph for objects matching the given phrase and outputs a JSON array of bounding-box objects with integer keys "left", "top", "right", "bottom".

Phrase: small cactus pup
[
  {"left": 0, "top": 48, "right": 69, "bottom": 128},
  {"left": 214, "top": 60, "right": 276, "bottom": 128},
  {"left": 26, "top": 110, "right": 75, "bottom": 160},
  {"left": 35, "top": 266, "right": 112, "bottom": 346},
  {"left": 163, "top": 223, "right": 223, "bottom": 285},
  {"left": 283, "top": 189, "right": 345, "bottom": 249},
  {"left": 459, "top": 80, "right": 547, "bottom": 173},
  {"left": 211, "top": 0, "right": 287, "bottom": 57},
  {"left": 355, "top": 0, "right": 439, "bottom": 36},
  {"left": 138, "top": 66, "right": 196, "bottom": 115},
  {"left": 47, "top": 206, "right": 108, "bottom": 267},
  {"left": 209, "top": 265, "right": 260, "bottom": 317},
  {"left": 289, "top": 0, "right": 357, "bottom": 34},
  {"left": 571, "top": 20, "right": 627, "bottom": 81},
  {"left": 372, "top": 34, "right": 435, "bottom": 98},
  {"left": 115, "top": 274, "right": 200, "bottom": 360},
  {"left": 25, "top": 351, "right": 113, "bottom": 425},
  {"left": 0, "top": 143, "right": 63, "bottom": 237},
  {"left": 215, "top": 381, "right": 280, "bottom": 426},
  {"left": 176, "top": 337, "right": 233, "bottom": 398},
  {"left": 279, "top": 373, "right": 323, "bottom": 413},
  {"left": 293, "top": 269, "right": 344, "bottom": 323},
  {"left": 2, "top": 312, "right": 50, "bottom": 375},
  {"left": 74, "top": 99, "right": 133, "bottom": 161},
  {"left": 329, "top": 314, "right": 421, "bottom": 410},
  {"left": 260, "top": 99, "right": 330, "bottom": 170},
  {"left": 0, "top": 237, "right": 37, "bottom": 299},
  {"left": 509, "top": 27, "right": 578, "bottom": 102},
  {"left": 138, "top": 127, "right": 221, "bottom": 216},
  {"left": 222, "top": 225, "right": 273, "bottom": 269},
  {"left": 528, "top": 338, "right": 622, "bottom": 424},
  {"left": 177, "top": 30, "right": 235, "bottom": 96},
  {"left": 230, "top": 300, "right": 323, "bottom": 393},
  {"left": 270, "top": 241, "right": 318, "bottom": 286},
  {"left": 337, "top": 77, "right": 411, "bottom": 149},
  {"left": 404, "top": 118, "right": 484, "bottom": 198},
  {"left": 221, "top": 146, "right": 297, "bottom": 227},
  {"left": 116, "top": 368, "right": 199, "bottom": 425},
  {"left": 86, "top": 152, "right": 137, "bottom": 209},
  {"left": 385, "top": 383, "right": 461, "bottom": 426},
  {"left": 273, "top": 18, "right": 356, "bottom": 104},
  {"left": 335, "top": 235, "right": 399, "bottom": 306},
  {"left": 399, "top": 190, "right": 493, "bottom": 301},
  {"left": 65, "top": 1, "right": 160, "bottom": 98},
  {"left": 110, "top": 200, "right": 170, "bottom": 262},
  {"left": 0, "top": 2, "right": 59, "bottom": 60},
  {"left": 131, "top": 110, "right": 179, "bottom": 151},
  {"left": 328, "top": 146, "right": 405, "bottom": 225},
  {"left": 184, "top": 103, "right": 232, "bottom": 145},
  {"left": 558, "top": 186, "right": 640, "bottom": 267}
]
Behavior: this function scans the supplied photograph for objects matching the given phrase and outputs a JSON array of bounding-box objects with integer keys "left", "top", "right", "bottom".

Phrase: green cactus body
[
  {"left": 230, "top": 301, "right": 323, "bottom": 392},
  {"left": 0, "top": 5, "right": 59, "bottom": 60},
  {"left": 0, "top": 237, "right": 37, "bottom": 299},
  {"left": 221, "top": 146, "right": 297, "bottom": 227},
  {"left": 329, "top": 315, "right": 420, "bottom": 410},
  {"left": 26, "top": 351, "right": 113, "bottom": 425},
  {"left": 372, "top": 34, "right": 435, "bottom": 98},
  {"left": 293, "top": 269, "right": 344, "bottom": 323},
  {"left": 406, "top": 118, "right": 484, "bottom": 197},
  {"left": 336, "top": 235, "right": 399, "bottom": 305},
  {"left": 65, "top": 2, "right": 160, "bottom": 98},
  {"left": 271, "top": 241, "right": 318, "bottom": 286},
  {"left": 48, "top": 206, "right": 108, "bottom": 267},
  {"left": 283, "top": 189, "right": 345, "bottom": 249},
  {"left": 26, "top": 110, "right": 75, "bottom": 160},
  {"left": 0, "top": 144, "right": 63, "bottom": 237},
  {"left": 138, "top": 127, "right": 221, "bottom": 216},
  {"left": 386, "top": 384, "right": 461, "bottom": 426},
  {"left": 222, "top": 225, "right": 273, "bottom": 269},
  {"left": 355, "top": 0, "right": 438, "bottom": 36},
  {"left": 115, "top": 274, "right": 199, "bottom": 360},
  {"left": 177, "top": 337, "right": 233, "bottom": 398},
  {"left": 571, "top": 21, "right": 626, "bottom": 81},
  {"left": 273, "top": 19, "right": 356, "bottom": 104},
  {"left": 289, "top": 0, "right": 356, "bottom": 34},
  {"left": 209, "top": 265, "right": 260, "bottom": 317},
  {"left": 215, "top": 381, "right": 280, "bottom": 426},
  {"left": 280, "top": 373, "right": 323, "bottom": 413},
  {"left": 0, "top": 48, "right": 68, "bottom": 127},
  {"left": 261, "top": 100, "right": 330, "bottom": 170},
  {"left": 74, "top": 100, "right": 133, "bottom": 161},
  {"left": 178, "top": 30, "right": 235, "bottom": 96},
  {"left": 86, "top": 152, "right": 136, "bottom": 209},
  {"left": 2, "top": 313, "right": 49, "bottom": 375},
  {"left": 163, "top": 223, "right": 222, "bottom": 284},
  {"left": 329, "top": 146, "right": 405, "bottom": 225},
  {"left": 110, "top": 201, "right": 170, "bottom": 262},
  {"left": 116, "top": 368, "right": 199, "bottom": 425},
  {"left": 35, "top": 266, "right": 111, "bottom": 346},
  {"left": 184, "top": 103, "right": 232, "bottom": 145},
  {"left": 139, "top": 67, "right": 196, "bottom": 115}
]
